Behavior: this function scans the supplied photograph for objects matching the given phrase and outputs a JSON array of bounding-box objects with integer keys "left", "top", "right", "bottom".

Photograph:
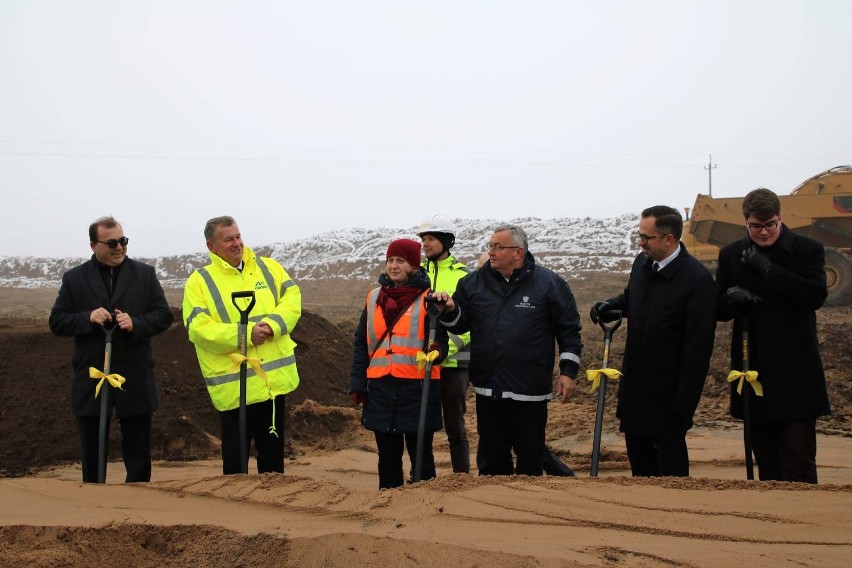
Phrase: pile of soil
[
  {"left": 1, "top": 293, "right": 849, "bottom": 478},
  {"left": 0, "top": 309, "right": 354, "bottom": 477}
]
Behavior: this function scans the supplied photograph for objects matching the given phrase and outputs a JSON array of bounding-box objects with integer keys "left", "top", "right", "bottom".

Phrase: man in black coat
[
  {"left": 716, "top": 188, "right": 829, "bottom": 483},
  {"left": 591, "top": 206, "right": 716, "bottom": 477},
  {"left": 49, "top": 216, "right": 173, "bottom": 483}
]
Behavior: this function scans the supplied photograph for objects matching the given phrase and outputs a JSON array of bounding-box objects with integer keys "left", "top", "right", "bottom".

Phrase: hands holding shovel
[
  {"left": 251, "top": 322, "right": 274, "bottom": 345},
  {"left": 90, "top": 307, "right": 134, "bottom": 332}
]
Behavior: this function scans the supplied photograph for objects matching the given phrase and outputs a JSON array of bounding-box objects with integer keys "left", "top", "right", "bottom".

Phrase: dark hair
[
  {"left": 421, "top": 231, "right": 455, "bottom": 252},
  {"left": 204, "top": 216, "right": 237, "bottom": 241},
  {"left": 641, "top": 205, "right": 683, "bottom": 239},
  {"left": 742, "top": 188, "right": 781, "bottom": 219},
  {"left": 88, "top": 216, "right": 121, "bottom": 243}
]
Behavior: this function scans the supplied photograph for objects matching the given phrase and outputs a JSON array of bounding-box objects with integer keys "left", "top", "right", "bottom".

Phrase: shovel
[
  {"left": 590, "top": 311, "right": 622, "bottom": 477},
  {"left": 96, "top": 321, "right": 117, "bottom": 484},
  {"left": 740, "top": 318, "right": 755, "bottom": 480},
  {"left": 413, "top": 296, "right": 442, "bottom": 483},
  {"left": 231, "top": 291, "right": 256, "bottom": 474}
]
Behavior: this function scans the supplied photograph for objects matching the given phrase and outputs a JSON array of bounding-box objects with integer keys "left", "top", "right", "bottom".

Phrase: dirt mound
[
  {"left": 0, "top": 524, "right": 291, "bottom": 568},
  {"left": 1, "top": 277, "right": 850, "bottom": 478},
  {"left": 0, "top": 310, "right": 354, "bottom": 477}
]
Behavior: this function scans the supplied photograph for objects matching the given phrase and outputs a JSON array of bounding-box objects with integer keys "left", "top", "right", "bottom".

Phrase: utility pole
[{"left": 704, "top": 154, "right": 717, "bottom": 196}]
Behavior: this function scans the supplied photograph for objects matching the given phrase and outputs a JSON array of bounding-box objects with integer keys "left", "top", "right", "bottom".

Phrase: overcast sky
[{"left": 1, "top": 1, "right": 849, "bottom": 258}]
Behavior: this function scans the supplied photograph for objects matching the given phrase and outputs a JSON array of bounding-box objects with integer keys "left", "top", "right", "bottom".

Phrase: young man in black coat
[
  {"left": 49, "top": 216, "right": 173, "bottom": 483},
  {"left": 716, "top": 188, "right": 830, "bottom": 483},
  {"left": 591, "top": 206, "right": 716, "bottom": 477}
]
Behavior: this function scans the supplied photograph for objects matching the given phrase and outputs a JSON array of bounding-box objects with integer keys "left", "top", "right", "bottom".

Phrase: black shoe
[{"left": 542, "top": 449, "right": 575, "bottom": 477}]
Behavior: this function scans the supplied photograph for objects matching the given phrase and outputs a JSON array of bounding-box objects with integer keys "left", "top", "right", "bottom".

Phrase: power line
[{"left": 704, "top": 154, "right": 717, "bottom": 196}]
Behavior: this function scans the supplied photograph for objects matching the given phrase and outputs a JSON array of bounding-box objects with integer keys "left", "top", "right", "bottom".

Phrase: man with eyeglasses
[
  {"left": 590, "top": 206, "right": 716, "bottom": 477},
  {"left": 49, "top": 216, "right": 173, "bottom": 482},
  {"left": 716, "top": 188, "right": 829, "bottom": 483},
  {"left": 431, "top": 225, "right": 582, "bottom": 477}
]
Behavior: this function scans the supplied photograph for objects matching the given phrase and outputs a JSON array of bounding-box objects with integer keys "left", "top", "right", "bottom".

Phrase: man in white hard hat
[{"left": 417, "top": 214, "right": 474, "bottom": 473}]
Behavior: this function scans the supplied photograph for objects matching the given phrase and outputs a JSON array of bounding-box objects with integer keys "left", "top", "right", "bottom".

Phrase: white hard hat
[{"left": 416, "top": 214, "right": 457, "bottom": 238}]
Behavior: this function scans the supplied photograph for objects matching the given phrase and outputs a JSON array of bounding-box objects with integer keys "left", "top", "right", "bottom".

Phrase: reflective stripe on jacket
[
  {"left": 422, "top": 255, "right": 471, "bottom": 368},
  {"left": 366, "top": 288, "right": 440, "bottom": 380},
  {"left": 182, "top": 247, "right": 301, "bottom": 411}
]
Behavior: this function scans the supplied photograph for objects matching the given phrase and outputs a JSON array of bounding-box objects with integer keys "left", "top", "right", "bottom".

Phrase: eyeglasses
[
  {"left": 746, "top": 220, "right": 779, "bottom": 232},
  {"left": 484, "top": 243, "right": 522, "bottom": 252},
  {"left": 96, "top": 237, "right": 129, "bottom": 249},
  {"left": 637, "top": 233, "right": 668, "bottom": 242}
]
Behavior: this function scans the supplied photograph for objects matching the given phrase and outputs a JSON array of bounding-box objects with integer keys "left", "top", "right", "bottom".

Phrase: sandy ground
[
  {"left": 2, "top": 277, "right": 851, "bottom": 567},
  {"left": 3, "top": 435, "right": 852, "bottom": 568}
]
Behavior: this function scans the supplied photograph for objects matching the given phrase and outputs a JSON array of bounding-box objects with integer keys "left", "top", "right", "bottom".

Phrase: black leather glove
[
  {"left": 589, "top": 301, "right": 609, "bottom": 324},
  {"left": 590, "top": 301, "right": 619, "bottom": 324},
  {"left": 741, "top": 245, "right": 772, "bottom": 276},
  {"left": 727, "top": 286, "right": 755, "bottom": 305},
  {"left": 727, "top": 286, "right": 757, "bottom": 317}
]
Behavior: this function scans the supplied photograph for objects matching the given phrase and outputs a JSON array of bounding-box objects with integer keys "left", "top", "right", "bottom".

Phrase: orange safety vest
[{"left": 365, "top": 288, "right": 441, "bottom": 380}]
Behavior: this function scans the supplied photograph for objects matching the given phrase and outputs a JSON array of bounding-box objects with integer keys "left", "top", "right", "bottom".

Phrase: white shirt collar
[{"left": 654, "top": 243, "right": 681, "bottom": 272}]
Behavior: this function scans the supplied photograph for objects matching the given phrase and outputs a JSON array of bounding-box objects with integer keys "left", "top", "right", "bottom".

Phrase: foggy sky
[{"left": 1, "top": 0, "right": 849, "bottom": 257}]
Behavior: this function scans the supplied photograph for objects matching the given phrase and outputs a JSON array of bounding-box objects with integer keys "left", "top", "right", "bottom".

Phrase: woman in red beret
[{"left": 349, "top": 238, "right": 449, "bottom": 489}]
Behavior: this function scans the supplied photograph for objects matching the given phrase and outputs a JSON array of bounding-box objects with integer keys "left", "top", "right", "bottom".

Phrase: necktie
[{"left": 652, "top": 262, "right": 660, "bottom": 272}]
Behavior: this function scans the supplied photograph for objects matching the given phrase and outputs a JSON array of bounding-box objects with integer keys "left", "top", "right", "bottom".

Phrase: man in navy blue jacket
[
  {"left": 591, "top": 206, "right": 716, "bottom": 477},
  {"left": 433, "top": 225, "right": 582, "bottom": 476}
]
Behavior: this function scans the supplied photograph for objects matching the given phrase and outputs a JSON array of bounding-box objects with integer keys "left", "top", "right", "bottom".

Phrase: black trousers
[
  {"left": 475, "top": 396, "right": 547, "bottom": 476},
  {"left": 76, "top": 413, "right": 152, "bottom": 483},
  {"left": 219, "top": 396, "right": 285, "bottom": 475},
  {"left": 374, "top": 430, "right": 435, "bottom": 489},
  {"left": 624, "top": 433, "right": 689, "bottom": 477},
  {"left": 751, "top": 419, "right": 818, "bottom": 483},
  {"left": 440, "top": 367, "right": 471, "bottom": 473}
]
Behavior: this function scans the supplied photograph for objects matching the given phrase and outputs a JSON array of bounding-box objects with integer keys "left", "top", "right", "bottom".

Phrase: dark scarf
[
  {"left": 375, "top": 269, "right": 429, "bottom": 328},
  {"left": 376, "top": 286, "right": 423, "bottom": 328}
]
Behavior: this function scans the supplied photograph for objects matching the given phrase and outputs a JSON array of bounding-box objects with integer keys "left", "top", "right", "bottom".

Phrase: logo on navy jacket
[{"left": 515, "top": 295, "right": 536, "bottom": 310}]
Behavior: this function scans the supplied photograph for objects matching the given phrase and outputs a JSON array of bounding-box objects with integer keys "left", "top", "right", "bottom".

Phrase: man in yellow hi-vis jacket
[
  {"left": 182, "top": 216, "right": 301, "bottom": 475},
  {"left": 417, "top": 214, "right": 473, "bottom": 473}
]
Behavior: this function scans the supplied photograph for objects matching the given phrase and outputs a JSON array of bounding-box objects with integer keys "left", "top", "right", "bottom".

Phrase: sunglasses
[{"left": 96, "top": 237, "right": 129, "bottom": 249}]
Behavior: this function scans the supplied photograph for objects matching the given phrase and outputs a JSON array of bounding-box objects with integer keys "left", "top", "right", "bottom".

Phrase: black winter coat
[
  {"left": 607, "top": 246, "right": 716, "bottom": 437},
  {"left": 349, "top": 269, "right": 448, "bottom": 434},
  {"left": 443, "top": 252, "right": 582, "bottom": 398},
  {"left": 716, "top": 226, "right": 830, "bottom": 422},
  {"left": 49, "top": 256, "right": 174, "bottom": 417}
]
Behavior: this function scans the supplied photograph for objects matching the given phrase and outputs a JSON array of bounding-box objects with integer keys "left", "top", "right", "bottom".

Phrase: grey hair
[
  {"left": 492, "top": 224, "right": 529, "bottom": 250},
  {"left": 204, "top": 216, "right": 237, "bottom": 241}
]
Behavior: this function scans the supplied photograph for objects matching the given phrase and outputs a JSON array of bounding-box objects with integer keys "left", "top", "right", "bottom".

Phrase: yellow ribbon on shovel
[
  {"left": 89, "top": 367, "right": 126, "bottom": 398},
  {"left": 416, "top": 350, "right": 439, "bottom": 371},
  {"left": 228, "top": 353, "right": 278, "bottom": 436},
  {"left": 727, "top": 370, "right": 763, "bottom": 396},
  {"left": 228, "top": 353, "right": 269, "bottom": 381},
  {"left": 586, "top": 368, "right": 622, "bottom": 394}
]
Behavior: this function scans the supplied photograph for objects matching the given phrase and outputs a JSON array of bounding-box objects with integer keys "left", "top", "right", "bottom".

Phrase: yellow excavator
[{"left": 682, "top": 165, "right": 852, "bottom": 306}]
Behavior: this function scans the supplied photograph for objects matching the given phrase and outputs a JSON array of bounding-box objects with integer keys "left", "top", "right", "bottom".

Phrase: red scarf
[{"left": 376, "top": 285, "right": 423, "bottom": 328}]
